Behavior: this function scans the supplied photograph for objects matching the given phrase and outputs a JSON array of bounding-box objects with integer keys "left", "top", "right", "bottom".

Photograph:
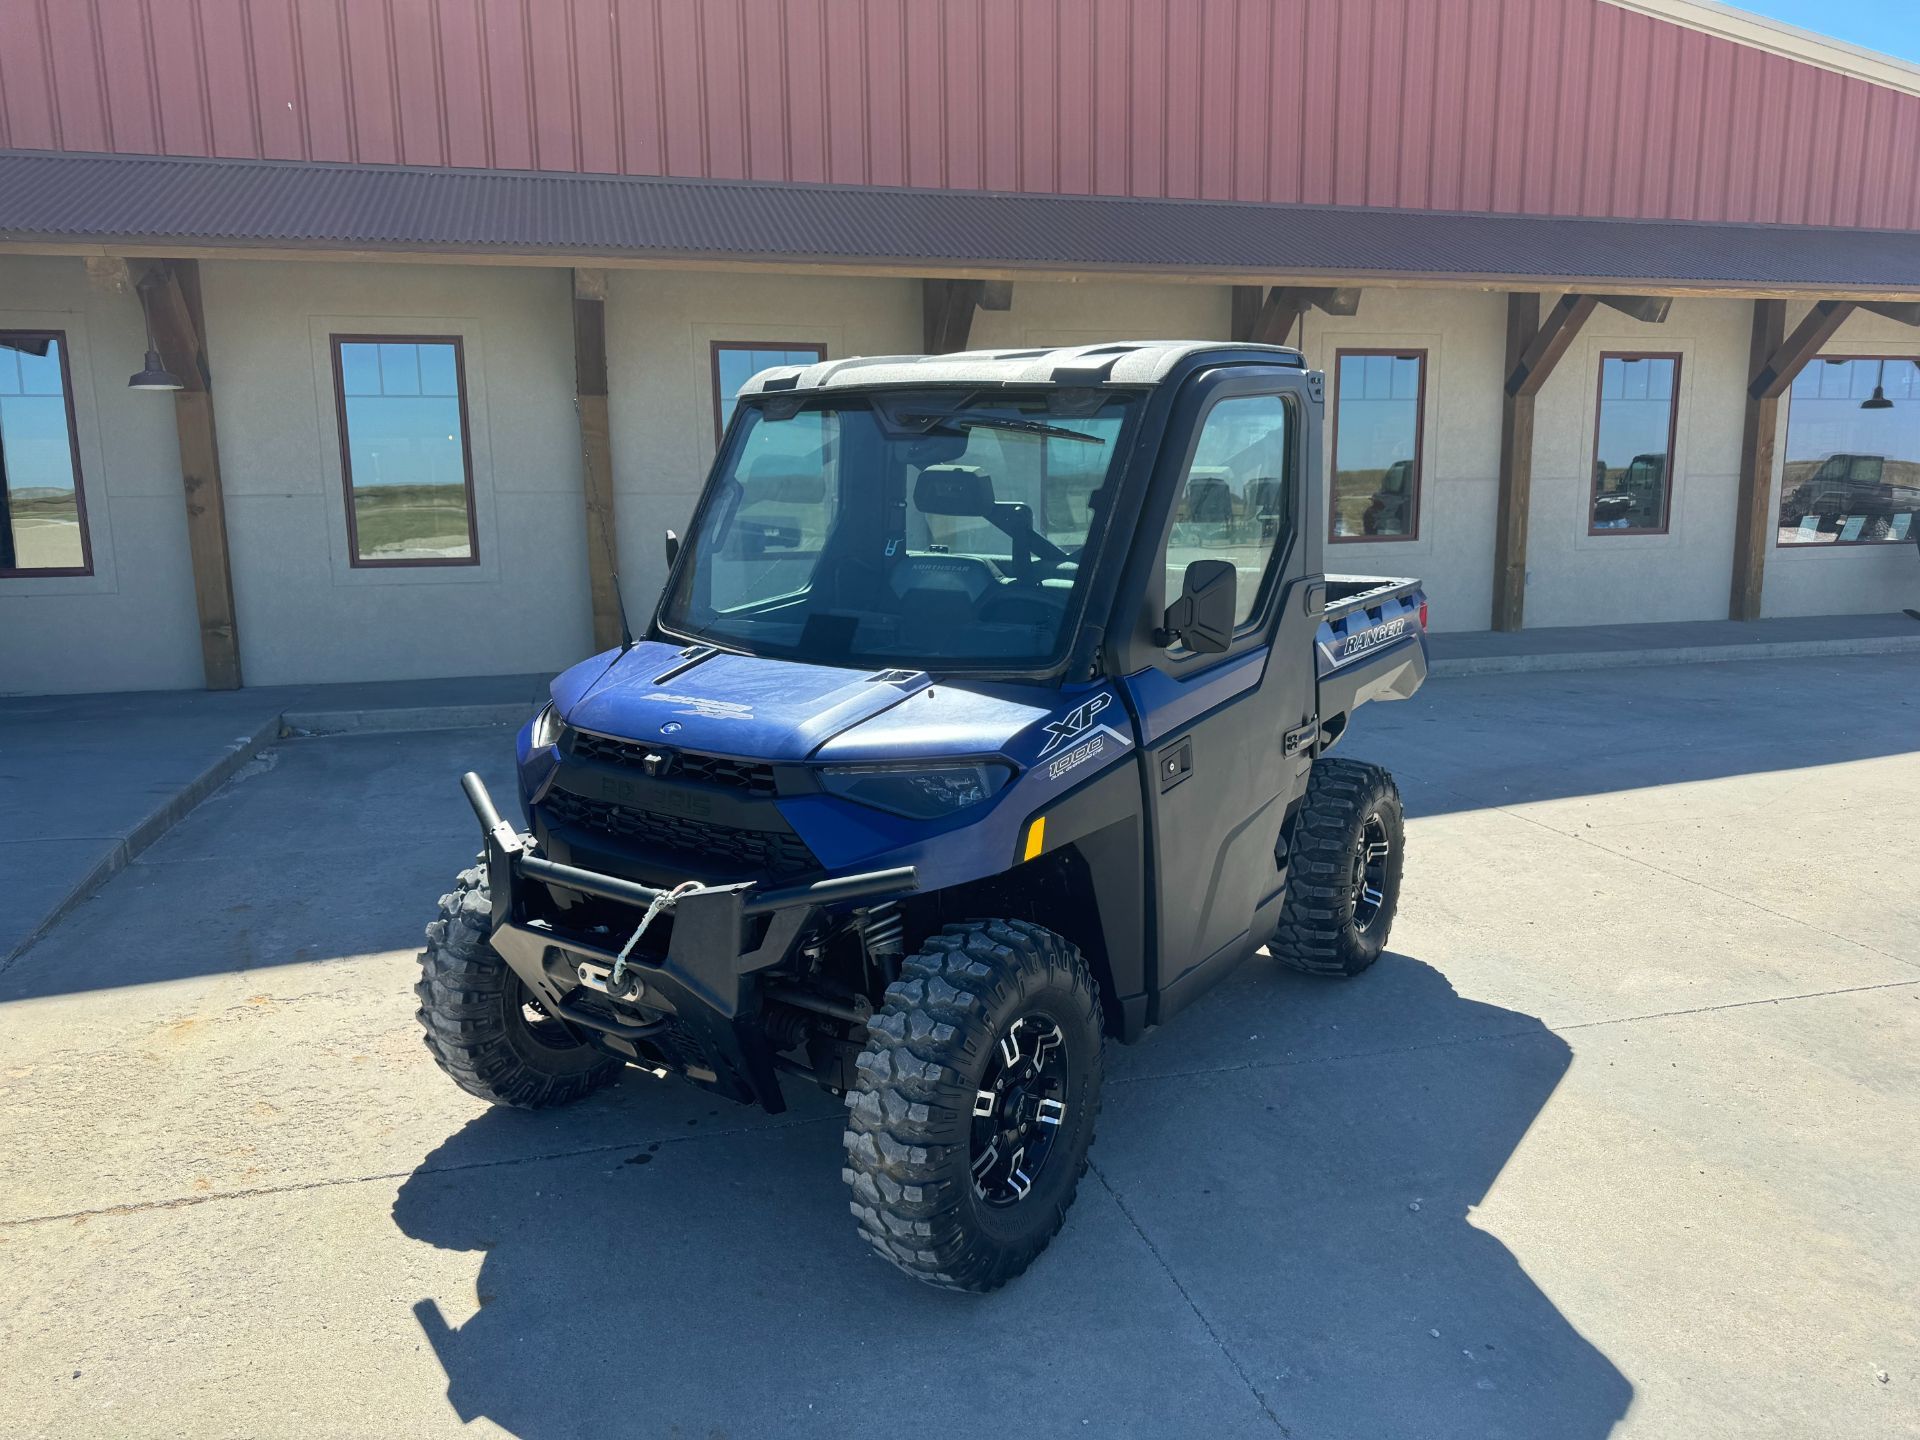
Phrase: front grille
[
  {"left": 541, "top": 788, "right": 818, "bottom": 879},
  {"left": 567, "top": 730, "right": 778, "bottom": 798}
]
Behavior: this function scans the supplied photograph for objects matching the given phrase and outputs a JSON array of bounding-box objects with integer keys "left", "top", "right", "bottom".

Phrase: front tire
[
  {"left": 1271, "top": 758, "right": 1406, "bottom": 977},
  {"left": 843, "top": 919, "right": 1104, "bottom": 1292},
  {"left": 414, "top": 865, "right": 623, "bottom": 1108}
]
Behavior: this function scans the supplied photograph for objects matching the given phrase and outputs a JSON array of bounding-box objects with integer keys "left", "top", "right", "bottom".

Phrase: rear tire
[
  {"left": 414, "top": 865, "right": 623, "bottom": 1108},
  {"left": 843, "top": 919, "right": 1104, "bottom": 1292},
  {"left": 1271, "top": 758, "right": 1405, "bottom": 977}
]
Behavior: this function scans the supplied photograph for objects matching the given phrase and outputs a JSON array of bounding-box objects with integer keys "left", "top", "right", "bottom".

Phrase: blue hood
[{"left": 560, "top": 641, "right": 926, "bottom": 762}]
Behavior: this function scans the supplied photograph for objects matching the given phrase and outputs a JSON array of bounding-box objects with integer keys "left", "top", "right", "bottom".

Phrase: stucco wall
[
  {"left": 0, "top": 255, "right": 204, "bottom": 695},
  {"left": 199, "top": 260, "right": 594, "bottom": 686},
  {"left": 8, "top": 259, "right": 1913, "bottom": 699},
  {"left": 1762, "top": 303, "right": 1920, "bottom": 619},
  {"left": 1296, "top": 288, "right": 1507, "bottom": 633},
  {"left": 1522, "top": 296, "right": 1750, "bottom": 628}
]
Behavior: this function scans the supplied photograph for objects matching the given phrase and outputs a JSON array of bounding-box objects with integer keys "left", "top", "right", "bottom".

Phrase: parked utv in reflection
[
  {"left": 416, "top": 342, "right": 1428, "bottom": 1291},
  {"left": 1783, "top": 453, "right": 1920, "bottom": 538}
]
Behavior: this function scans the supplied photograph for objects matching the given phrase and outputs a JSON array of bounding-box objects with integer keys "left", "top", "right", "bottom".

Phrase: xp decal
[{"left": 1039, "top": 693, "right": 1114, "bottom": 756}]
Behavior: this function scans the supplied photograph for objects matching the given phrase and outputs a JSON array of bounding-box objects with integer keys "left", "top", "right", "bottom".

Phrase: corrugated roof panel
[
  {"left": 5, "top": 0, "right": 1920, "bottom": 231},
  {"left": 7, "top": 150, "right": 1920, "bottom": 293}
]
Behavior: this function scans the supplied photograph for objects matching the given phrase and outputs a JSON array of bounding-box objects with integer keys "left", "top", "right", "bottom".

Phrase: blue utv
[{"left": 421, "top": 342, "right": 1428, "bottom": 1291}]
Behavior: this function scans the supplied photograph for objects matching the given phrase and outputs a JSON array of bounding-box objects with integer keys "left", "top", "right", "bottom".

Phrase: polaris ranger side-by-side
[{"left": 418, "top": 342, "right": 1428, "bottom": 1291}]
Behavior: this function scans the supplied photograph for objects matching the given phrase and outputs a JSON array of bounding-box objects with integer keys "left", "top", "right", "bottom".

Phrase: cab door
[{"left": 1120, "top": 371, "right": 1323, "bottom": 1021}]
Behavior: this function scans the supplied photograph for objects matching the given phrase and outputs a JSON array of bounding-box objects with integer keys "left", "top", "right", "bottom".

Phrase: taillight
[{"left": 1418, "top": 600, "right": 1429, "bottom": 630}]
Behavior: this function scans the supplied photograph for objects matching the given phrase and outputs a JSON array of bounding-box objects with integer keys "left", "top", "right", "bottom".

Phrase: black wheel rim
[
  {"left": 509, "top": 975, "right": 587, "bottom": 1055},
  {"left": 969, "top": 1013, "right": 1070, "bottom": 1208},
  {"left": 1350, "top": 814, "right": 1390, "bottom": 934}
]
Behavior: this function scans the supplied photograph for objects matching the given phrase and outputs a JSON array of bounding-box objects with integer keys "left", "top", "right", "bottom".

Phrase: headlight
[
  {"left": 529, "top": 701, "right": 562, "bottom": 750},
  {"left": 819, "top": 762, "right": 1012, "bottom": 819}
]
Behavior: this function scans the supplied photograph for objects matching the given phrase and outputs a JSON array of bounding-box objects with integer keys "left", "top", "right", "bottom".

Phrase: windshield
[{"left": 660, "top": 389, "right": 1137, "bottom": 669}]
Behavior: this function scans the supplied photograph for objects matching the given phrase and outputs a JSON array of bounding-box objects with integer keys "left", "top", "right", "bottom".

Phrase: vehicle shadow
[{"left": 393, "top": 953, "right": 1630, "bottom": 1439}]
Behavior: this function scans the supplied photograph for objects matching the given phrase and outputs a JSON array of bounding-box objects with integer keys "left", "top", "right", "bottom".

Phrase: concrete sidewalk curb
[
  {"left": 0, "top": 713, "right": 283, "bottom": 970},
  {"left": 1, "top": 700, "right": 534, "bottom": 970},
  {"left": 280, "top": 702, "right": 534, "bottom": 736},
  {"left": 1428, "top": 631, "right": 1920, "bottom": 676}
]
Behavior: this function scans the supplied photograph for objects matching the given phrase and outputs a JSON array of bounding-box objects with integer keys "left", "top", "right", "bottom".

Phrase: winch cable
[{"left": 608, "top": 880, "right": 702, "bottom": 990}]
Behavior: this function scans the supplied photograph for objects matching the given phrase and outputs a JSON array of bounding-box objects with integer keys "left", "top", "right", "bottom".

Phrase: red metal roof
[
  {"left": 8, "top": 150, "right": 1920, "bottom": 295},
  {"left": 3, "top": 0, "right": 1918, "bottom": 232}
]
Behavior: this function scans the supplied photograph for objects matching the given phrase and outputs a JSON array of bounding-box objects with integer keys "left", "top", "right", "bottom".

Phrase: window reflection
[
  {"left": 0, "top": 333, "right": 89, "bottom": 575},
  {"left": 712, "top": 342, "right": 828, "bottom": 438},
  {"left": 1780, "top": 357, "right": 1920, "bottom": 545},
  {"left": 1331, "top": 352, "right": 1423, "bottom": 540},
  {"left": 334, "top": 338, "right": 475, "bottom": 565},
  {"left": 1167, "top": 393, "right": 1293, "bottom": 629},
  {"left": 1591, "top": 354, "right": 1679, "bottom": 533}
]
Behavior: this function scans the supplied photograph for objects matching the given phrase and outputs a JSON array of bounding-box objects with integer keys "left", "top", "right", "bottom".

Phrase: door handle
[{"left": 1303, "top": 580, "right": 1327, "bottom": 618}]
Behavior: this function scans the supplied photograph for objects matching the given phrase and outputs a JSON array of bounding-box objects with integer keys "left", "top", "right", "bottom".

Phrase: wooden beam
[
  {"left": 1730, "top": 300, "right": 1787, "bottom": 622},
  {"left": 1750, "top": 299, "right": 1856, "bottom": 398},
  {"left": 571, "top": 268, "right": 624, "bottom": 652},
  {"left": 1492, "top": 292, "right": 1541, "bottom": 632},
  {"left": 1860, "top": 300, "right": 1920, "bottom": 326},
  {"left": 25, "top": 239, "right": 1920, "bottom": 303},
  {"left": 1229, "top": 285, "right": 1362, "bottom": 345},
  {"left": 1595, "top": 293, "right": 1673, "bottom": 324},
  {"left": 136, "top": 260, "right": 241, "bottom": 688},
  {"left": 1249, "top": 287, "right": 1311, "bottom": 346},
  {"left": 1230, "top": 285, "right": 1263, "bottom": 342},
  {"left": 923, "top": 279, "right": 1013, "bottom": 353},
  {"left": 1506, "top": 291, "right": 1598, "bottom": 396},
  {"left": 1301, "top": 286, "right": 1363, "bottom": 316}
]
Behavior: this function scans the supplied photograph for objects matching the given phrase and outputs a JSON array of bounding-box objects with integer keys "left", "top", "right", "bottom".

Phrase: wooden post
[
  {"left": 1491, "top": 292, "right": 1541, "bottom": 632},
  {"left": 1748, "top": 299, "right": 1855, "bottom": 400},
  {"left": 1488, "top": 289, "right": 1615, "bottom": 630},
  {"left": 1229, "top": 287, "right": 1362, "bottom": 345},
  {"left": 571, "top": 268, "right": 624, "bottom": 651},
  {"left": 1730, "top": 300, "right": 1788, "bottom": 621},
  {"left": 137, "top": 260, "right": 242, "bottom": 690},
  {"left": 1230, "top": 286, "right": 1263, "bottom": 342},
  {"left": 922, "top": 280, "right": 1011, "bottom": 353}
]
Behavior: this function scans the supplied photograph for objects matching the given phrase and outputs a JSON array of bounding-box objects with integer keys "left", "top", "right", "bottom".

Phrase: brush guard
[{"left": 460, "top": 772, "right": 916, "bottom": 1112}]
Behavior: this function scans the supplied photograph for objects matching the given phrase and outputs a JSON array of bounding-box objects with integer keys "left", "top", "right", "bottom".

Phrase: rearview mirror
[{"left": 1157, "top": 559, "right": 1236, "bottom": 654}]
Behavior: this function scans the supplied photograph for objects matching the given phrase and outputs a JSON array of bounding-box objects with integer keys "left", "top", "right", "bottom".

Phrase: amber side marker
[{"left": 1023, "top": 816, "right": 1047, "bottom": 862}]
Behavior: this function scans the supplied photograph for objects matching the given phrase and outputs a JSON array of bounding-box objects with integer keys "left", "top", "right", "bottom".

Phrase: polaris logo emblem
[{"left": 1039, "top": 693, "right": 1113, "bottom": 756}]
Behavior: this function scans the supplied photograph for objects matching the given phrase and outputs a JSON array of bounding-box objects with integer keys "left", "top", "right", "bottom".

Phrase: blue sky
[{"left": 1732, "top": 1, "right": 1920, "bottom": 64}]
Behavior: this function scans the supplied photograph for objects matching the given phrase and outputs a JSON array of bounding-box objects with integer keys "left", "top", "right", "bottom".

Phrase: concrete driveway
[{"left": 2, "top": 655, "right": 1915, "bottom": 1439}]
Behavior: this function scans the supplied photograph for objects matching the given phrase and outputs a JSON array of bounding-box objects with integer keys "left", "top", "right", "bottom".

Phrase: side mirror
[
  {"left": 664, "top": 529, "right": 680, "bottom": 567},
  {"left": 1157, "top": 559, "right": 1236, "bottom": 654}
]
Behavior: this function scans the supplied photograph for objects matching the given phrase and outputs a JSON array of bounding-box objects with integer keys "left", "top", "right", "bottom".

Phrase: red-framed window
[
  {"left": 330, "top": 336, "right": 479, "bottom": 567},
  {"left": 711, "top": 341, "right": 827, "bottom": 443},
  {"left": 0, "top": 331, "right": 92, "bottom": 577},
  {"left": 1589, "top": 353, "right": 1681, "bottom": 535},
  {"left": 1329, "top": 349, "right": 1425, "bottom": 543},
  {"left": 1779, "top": 356, "right": 1920, "bottom": 547}
]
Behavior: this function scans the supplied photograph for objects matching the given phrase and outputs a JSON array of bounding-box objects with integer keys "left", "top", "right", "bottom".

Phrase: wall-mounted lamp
[
  {"left": 128, "top": 272, "right": 184, "bottom": 391},
  {"left": 128, "top": 346, "right": 183, "bottom": 391},
  {"left": 1860, "top": 358, "right": 1894, "bottom": 411}
]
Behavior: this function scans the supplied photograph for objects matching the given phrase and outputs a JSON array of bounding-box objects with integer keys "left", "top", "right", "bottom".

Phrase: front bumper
[{"left": 460, "top": 772, "right": 915, "bottom": 1112}]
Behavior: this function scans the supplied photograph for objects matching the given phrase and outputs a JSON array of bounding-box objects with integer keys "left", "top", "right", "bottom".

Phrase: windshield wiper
[{"left": 900, "top": 412, "right": 1106, "bottom": 444}]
